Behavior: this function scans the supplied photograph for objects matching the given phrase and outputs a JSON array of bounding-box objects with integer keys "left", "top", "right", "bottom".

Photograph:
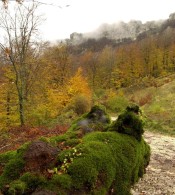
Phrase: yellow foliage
[
  {"left": 46, "top": 88, "right": 70, "bottom": 117},
  {"left": 67, "top": 67, "right": 92, "bottom": 100},
  {"left": 0, "top": 82, "right": 19, "bottom": 130},
  {"left": 44, "top": 67, "right": 92, "bottom": 119}
]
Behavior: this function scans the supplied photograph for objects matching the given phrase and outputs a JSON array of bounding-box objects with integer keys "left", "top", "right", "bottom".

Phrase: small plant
[{"left": 60, "top": 147, "right": 82, "bottom": 173}]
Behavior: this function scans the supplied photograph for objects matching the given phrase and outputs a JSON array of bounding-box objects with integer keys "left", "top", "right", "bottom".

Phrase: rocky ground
[{"left": 131, "top": 131, "right": 175, "bottom": 195}]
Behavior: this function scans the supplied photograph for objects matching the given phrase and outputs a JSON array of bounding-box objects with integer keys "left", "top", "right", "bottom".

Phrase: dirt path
[{"left": 131, "top": 131, "right": 175, "bottom": 195}]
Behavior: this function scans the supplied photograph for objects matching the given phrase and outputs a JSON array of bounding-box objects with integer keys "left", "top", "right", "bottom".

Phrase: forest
[{"left": 0, "top": 1, "right": 175, "bottom": 130}]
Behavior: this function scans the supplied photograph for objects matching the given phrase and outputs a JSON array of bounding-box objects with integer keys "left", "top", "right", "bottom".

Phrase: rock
[
  {"left": 71, "top": 105, "right": 111, "bottom": 136},
  {"left": 23, "top": 141, "right": 59, "bottom": 172},
  {"left": 108, "top": 104, "right": 144, "bottom": 141}
]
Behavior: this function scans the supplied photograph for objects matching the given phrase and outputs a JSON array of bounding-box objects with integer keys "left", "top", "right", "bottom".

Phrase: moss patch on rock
[
  {"left": 108, "top": 104, "right": 144, "bottom": 141},
  {"left": 67, "top": 105, "right": 111, "bottom": 136},
  {"left": 0, "top": 105, "right": 150, "bottom": 195}
]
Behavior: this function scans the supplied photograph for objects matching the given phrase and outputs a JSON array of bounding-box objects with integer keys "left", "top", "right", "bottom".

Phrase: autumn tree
[
  {"left": 79, "top": 51, "right": 100, "bottom": 91},
  {"left": 0, "top": 1, "right": 43, "bottom": 126},
  {"left": 45, "top": 67, "right": 92, "bottom": 120},
  {"left": 43, "top": 44, "right": 71, "bottom": 88},
  {"left": 98, "top": 46, "right": 116, "bottom": 89}
]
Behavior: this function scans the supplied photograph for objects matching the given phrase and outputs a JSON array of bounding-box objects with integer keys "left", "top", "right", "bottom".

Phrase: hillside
[
  {"left": 1, "top": 5, "right": 175, "bottom": 139},
  {"left": 67, "top": 12, "right": 175, "bottom": 52},
  {"left": 123, "top": 74, "right": 175, "bottom": 136}
]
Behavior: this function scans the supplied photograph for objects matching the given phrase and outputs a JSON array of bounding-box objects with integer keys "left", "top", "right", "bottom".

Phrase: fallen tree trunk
[{"left": 0, "top": 105, "right": 150, "bottom": 195}]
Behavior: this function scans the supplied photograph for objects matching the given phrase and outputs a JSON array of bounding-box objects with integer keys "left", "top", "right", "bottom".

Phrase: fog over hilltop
[{"left": 68, "top": 12, "right": 175, "bottom": 45}]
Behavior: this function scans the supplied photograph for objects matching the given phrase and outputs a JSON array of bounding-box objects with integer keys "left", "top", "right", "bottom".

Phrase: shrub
[
  {"left": 72, "top": 94, "right": 91, "bottom": 115},
  {"left": 106, "top": 95, "right": 129, "bottom": 113}
]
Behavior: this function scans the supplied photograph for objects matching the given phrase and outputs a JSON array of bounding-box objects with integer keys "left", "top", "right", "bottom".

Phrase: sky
[{"left": 7, "top": 0, "right": 175, "bottom": 41}]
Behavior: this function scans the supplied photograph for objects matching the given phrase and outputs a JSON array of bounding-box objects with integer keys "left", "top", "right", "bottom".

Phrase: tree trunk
[
  {"left": 6, "top": 92, "right": 10, "bottom": 126},
  {"left": 19, "top": 95, "right": 25, "bottom": 126}
]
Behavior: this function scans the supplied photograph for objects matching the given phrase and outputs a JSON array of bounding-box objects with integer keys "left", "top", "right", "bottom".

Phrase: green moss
[
  {"left": 108, "top": 105, "right": 144, "bottom": 141},
  {"left": 60, "top": 131, "right": 150, "bottom": 194},
  {"left": 64, "top": 138, "right": 81, "bottom": 147},
  {"left": 0, "top": 151, "right": 17, "bottom": 164},
  {"left": 0, "top": 105, "right": 150, "bottom": 195},
  {"left": 20, "top": 172, "right": 46, "bottom": 193},
  {"left": 0, "top": 157, "right": 25, "bottom": 189},
  {"left": 39, "top": 136, "right": 50, "bottom": 143},
  {"left": 16, "top": 142, "right": 31, "bottom": 157},
  {"left": 93, "top": 187, "right": 108, "bottom": 195},
  {"left": 50, "top": 174, "right": 72, "bottom": 189},
  {"left": 8, "top": 180, "right": 27, "bottom": 195},
  {"left": 2, "top": 158, "right": 25, "bottom": 180},
  {"left": 67, "top": 105, "right": 111, "bottom": 134},
  {"left": 49, "top": 132, "right": 78, "bottom": 146}
]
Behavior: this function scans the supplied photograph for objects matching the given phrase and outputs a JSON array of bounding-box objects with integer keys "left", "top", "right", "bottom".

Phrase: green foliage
[
  {"left": 72, "top": 94, "right": 91, "bottom": 115},
  {"left": 55, "top": 109, "right": 78, "bottom": 126},
  {"left": 106, "top": 95, "right": 129, "bottom": 113}
]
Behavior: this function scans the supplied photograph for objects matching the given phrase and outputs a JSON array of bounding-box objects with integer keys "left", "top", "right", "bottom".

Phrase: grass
[{"left": 121, "top": 74, "right": 175, "bottom": 136}]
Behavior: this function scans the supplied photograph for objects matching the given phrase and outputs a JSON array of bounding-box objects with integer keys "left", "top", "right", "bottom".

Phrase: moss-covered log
[{"left": 0, "top": 105, "right": 150, "bottom": 195}]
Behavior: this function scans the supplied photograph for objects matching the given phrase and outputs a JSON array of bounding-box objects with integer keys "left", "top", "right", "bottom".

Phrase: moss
[
  {"left": 16, "top": 142, "right": 31, "bottom": 157},
  {"left": 39, "top": 136, "right": 50, "bottom": 143},
  {"left": 108, "top": 105, "right": 144, "bottom": 141},
  {"left": 2, "top": 158, "right": 25, "bottom": 180},
  {"left": 49, "top": 174, "right": 72, "bottom": 189},
  {"left": 49, "top": 132, "right": 78, "bottom": 146},
  {"left": 8, "top": 180, "right": 27, "bottom": 195},
  {"left": 0, "top": 151, "right": 17, "bottom": 164},
  {"left": 20, "top": 172, "right": 46, "bottom": 193},
  {"left": 93, "top": 187, "right": 108, "bottom": 195},
  {"left": 62, "top": 131, "right": 150, "bottom": 194},
  {"left": 0, "top": 156, "right": 25, "bottom": 190},
  {"left": 0, "top": 106, "right": 150, "bottom": 195},
  {"left": 64, "top": 138, "right": 81, "bottom": 147},
  {"left": 66, "top": 105, "right": 111, "bottom": 139}
]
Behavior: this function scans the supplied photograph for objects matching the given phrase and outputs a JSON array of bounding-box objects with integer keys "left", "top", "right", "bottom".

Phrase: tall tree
[
  {"left": 0, "top": 2, "right": 43, "bottom": 126},
  {"left": 43, "top": 44, "right": 71, "bottom": 88}
]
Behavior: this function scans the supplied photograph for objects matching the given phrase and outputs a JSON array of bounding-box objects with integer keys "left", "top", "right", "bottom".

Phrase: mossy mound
[
  {"left": 67, "top": 105, "right": 111, "bottom": 137},
  {"left": 0, "top": 105, "right": 150, "bottom": 195},
  {"left": 108, "top": 104, "right": 144, "bottom": 141}
]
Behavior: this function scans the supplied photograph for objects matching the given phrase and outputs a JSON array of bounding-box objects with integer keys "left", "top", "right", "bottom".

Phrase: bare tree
[{"left": 0, "top": 2, "right": 43, "bottom": 126}]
